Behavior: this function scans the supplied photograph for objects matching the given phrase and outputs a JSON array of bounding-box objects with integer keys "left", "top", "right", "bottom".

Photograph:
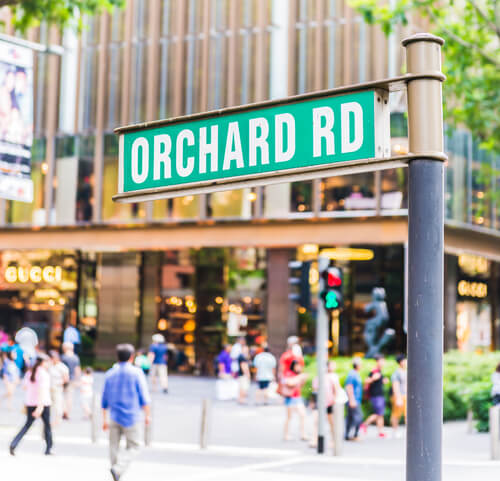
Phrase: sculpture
[{"left": 363, "top": 287, "right": 395, "bottom": 358}]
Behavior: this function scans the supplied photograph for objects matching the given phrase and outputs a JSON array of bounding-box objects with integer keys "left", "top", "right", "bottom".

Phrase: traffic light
[
  {"left": 319, "top": 265, "right": 343, "bottom": 311},
  {"left": 288, "top": 260, "right": 311, "bottom": 311}
]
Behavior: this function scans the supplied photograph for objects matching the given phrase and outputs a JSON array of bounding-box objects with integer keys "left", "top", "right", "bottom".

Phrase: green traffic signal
[{"left": 325, "top": 291, "right": 339, "bottom": 309}]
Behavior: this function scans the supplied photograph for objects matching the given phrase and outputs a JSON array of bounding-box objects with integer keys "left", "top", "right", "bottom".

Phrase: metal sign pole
[
  {"left": 403, "top": 34, "right": 445, "bottom": 481},
  {"left": 316, "top": 255, "right": 330, "bottom": 454}
]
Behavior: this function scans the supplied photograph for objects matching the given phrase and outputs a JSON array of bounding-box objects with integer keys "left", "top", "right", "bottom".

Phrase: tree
[
  {"left": 0, "top": 0, "right": 124, "bottom": 32},
  {"left": 350, "top": 0, "right": 500, "bottom": 154}
]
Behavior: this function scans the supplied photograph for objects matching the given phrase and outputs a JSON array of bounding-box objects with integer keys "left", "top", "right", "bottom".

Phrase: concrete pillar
[
  {"left": 444, "top": 254, "right": 458, "bottom": 351},
  {"left": 96, "top": 252, "right": 140, "bottom": 361},
  {"left": 266, "top": 248, "right": 295, "bottom": 357}
]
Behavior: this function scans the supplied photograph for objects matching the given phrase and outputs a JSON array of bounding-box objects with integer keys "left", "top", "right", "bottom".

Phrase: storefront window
[
  {"left": 0, "top": 250, "right": 79, "bottom": 351},
  {"left": 456, "top": 254, "right": 491, "bottom": 352},
  {"left": 321, "top": 173, "right": 375, "bottom": 213},
  {"left": 381, "top": 168, "right": 408, "bottom": 212}
]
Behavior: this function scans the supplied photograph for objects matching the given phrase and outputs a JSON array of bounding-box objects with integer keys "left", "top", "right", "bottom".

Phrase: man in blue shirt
[
  {"left": 102, "top": 344, "right": 151, "bottom": 481},
  {"left": 344, "top": 357, "right": 364, "bottom": 441},
  {"left": 148, "top": 334, "right": 168, "bottom": 393},
  {"left": 63, "top": 317, "right": 81, "bottom": 354}
]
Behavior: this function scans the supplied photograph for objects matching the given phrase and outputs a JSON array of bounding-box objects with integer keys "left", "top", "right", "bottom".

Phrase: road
[{"left": 0, "top": 375, "right": 498, "bottom": 480}]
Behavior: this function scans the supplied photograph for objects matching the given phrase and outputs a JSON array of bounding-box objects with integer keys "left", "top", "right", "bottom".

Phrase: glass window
[
  {"left": 54, "top": 136, "right": 78, "bottom": 225},
  {"left": 101, "top": 134, "right": 146, "bottom": 222},
  {"left": 76, "top": 135, "right": 95, "bottom": 223},
  {"left": 208, "top": 189, "right": 253, "bottom": 219},
  {"left": 171, "top": 195, "right": 199, "bottom": 220},
  {"left": 324, "top": 0, "right": 344, "bottom": 88},
  {"left": 208, "top": 0, "right": 228, "bottom": 110},
  {"left": 445, "top": 129, "right": 469, "bottom": 224},
  {"left": 381, "top": 168, "right": 408, "bottom": 212},
  {"left": 6, "top": 138, "right": 46, "bottom": 225},
  {"left": 321, "top": 173, "right": 375, "bottom": 213},
  {"left": 291, "top": 181, "right": 313, "bottom": 213},
  {"left": 471, "top": 140, "right": 493, "bottom": 228}
]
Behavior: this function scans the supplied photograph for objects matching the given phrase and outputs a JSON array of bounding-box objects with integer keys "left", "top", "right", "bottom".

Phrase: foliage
[
  {"left": 1, "top": 0, "right": 124, "bottom": 32},
  {"left": 349, "top": 0, "right": 500, "bottom": 155},
  {"left": 303, "top": 351, "right": 500, "bottom": 427},
  {"left": 469, "top": 386, "right": 493, "bottom": 432}
]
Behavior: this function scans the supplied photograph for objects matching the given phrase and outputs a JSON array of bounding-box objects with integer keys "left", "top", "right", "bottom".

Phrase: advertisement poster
[{"left": 0, "top": 40, "right": 33, "bottom": 203}]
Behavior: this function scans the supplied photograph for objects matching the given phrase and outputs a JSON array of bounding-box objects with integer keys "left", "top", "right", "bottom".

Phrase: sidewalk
[{"left": 0, "top": 375, "right": 498, "bottom": 480}]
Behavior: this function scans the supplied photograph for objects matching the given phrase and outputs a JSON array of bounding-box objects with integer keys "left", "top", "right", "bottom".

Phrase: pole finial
[{"left": 402, "top": 33, "right": 444, "bottom": 47}]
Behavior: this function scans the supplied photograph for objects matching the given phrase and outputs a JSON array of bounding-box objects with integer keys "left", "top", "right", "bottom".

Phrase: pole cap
[{"left": 402, "top": 33, "right": 444, "bottom": 47}]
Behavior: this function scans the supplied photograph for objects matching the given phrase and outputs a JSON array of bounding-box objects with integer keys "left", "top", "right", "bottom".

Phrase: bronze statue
[{"left": 364, "top": 287, "right": 395, "bottom": 358}]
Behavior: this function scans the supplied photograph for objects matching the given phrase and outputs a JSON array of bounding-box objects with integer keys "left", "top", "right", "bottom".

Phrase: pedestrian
[
  {"left": 134, "top": 349, "right": 151, "bottom": 376},
  {"left": 61, "top": 341, "right": 81, "bottom": 419},
  {"left": 361, "top": 354, "right": 388, "bottom": 438},
  {"left": 253, "top": 345, "right": 277, "bottom": 405},
  {"left": 9, "top": 353, "right": 53, "bottom": 456},
  {"left": 230, "top": 337, "right": 246, "bottom": 375},
  {"left": 81, "top": 367, "right": 94, "bottom": 419},
  {"left": 48, "top": 350, "right": 69, "bottom": 426},
  {"left": 216, "top": 344, "right": 232, "bottom": 378},
  {"left": 310, "top": 360, "right": 343, "bottom": 447},
  {"left": 237, "top": 345, "right": 251, "bottom": 404},
  {"left": 102, "top": 344, "right": 151, "bottom": 481},
  {"left": 63, "top": 315, "right": 81, "bottom": 354},
  {"left": 279, "top": 336, "right": 304, "bottom": 378},
  {"left": 344, "top": 357, "right": 364, "bottom": 441},
  {"left": 492, "top": 362, "right": 500, "bottom": 406},
  {"left": 1, "top": 350, "right": 20, "bottom": 410},
  {"left": 282, "top": 359, "right": 308, "bottom": 441},
  {"left": 390, "top": 354, "right": 407, "bottom": 438},
  {"left": 149, "top": 334, "right": 168, "bottom": 393}
]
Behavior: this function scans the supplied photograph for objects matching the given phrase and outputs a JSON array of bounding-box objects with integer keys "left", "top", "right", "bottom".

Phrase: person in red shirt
[
  {"left": 279, "top": 336, "right": 304, "bottom": 377},
  {"left": 282, "top": 360, "right": 308, "bottom": 441}
]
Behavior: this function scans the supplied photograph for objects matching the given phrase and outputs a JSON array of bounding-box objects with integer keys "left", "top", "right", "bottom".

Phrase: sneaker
[
  {"left": 110, "top": 468, "right": 120, "bottom": 481},
  {"left": 378, "top": 432, "right": 387, "bottom": 438},
  {"left": 9, "top": 446, "right": 15, "bottom": 456},
  {"left": 360, "top": 423, "right": 367, "bottom": 435}
]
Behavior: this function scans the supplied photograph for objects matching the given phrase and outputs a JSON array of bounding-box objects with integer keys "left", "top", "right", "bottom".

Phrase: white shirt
[
  {"left": 50, "top": 362, "right": 69, "bottom": 389},
  {"left": 254, "top": 352, "right": 277, "bottom": 381}
]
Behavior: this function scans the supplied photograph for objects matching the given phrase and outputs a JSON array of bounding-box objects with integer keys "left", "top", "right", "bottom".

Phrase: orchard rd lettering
[
  {"left": 130, "top": 104, "right": 362, "bottom": 183},
  {"left": 119, "top": 90, "right": 381, "bottom": 195}
]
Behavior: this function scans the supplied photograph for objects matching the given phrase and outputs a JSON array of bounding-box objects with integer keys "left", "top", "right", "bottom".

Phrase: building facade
[{"left": 0, "top": 0, "right": 498, "bottom": 370}]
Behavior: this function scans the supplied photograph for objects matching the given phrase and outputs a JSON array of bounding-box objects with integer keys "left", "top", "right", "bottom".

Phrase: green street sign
[{"left": 114, "top": 88, "right": 392, "bottom": 203}]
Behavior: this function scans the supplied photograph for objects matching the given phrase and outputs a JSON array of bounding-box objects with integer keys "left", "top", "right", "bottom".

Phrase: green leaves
[
  {"left": 4, "top": 0, "right": 124, "bottom": 32},
  {"left": 349, "top": 0, "right": 500, "bottom": 155}
]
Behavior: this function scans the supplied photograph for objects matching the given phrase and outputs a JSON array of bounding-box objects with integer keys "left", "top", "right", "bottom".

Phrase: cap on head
[
  {"left": 352, "top": 357, "right": 362, "bottom": 369},
  {"left": 152, "top": 333, "right": 165, "bottom": 343},
  {"left": 287, "top": 335, "right": 299, "bottom": 347}
]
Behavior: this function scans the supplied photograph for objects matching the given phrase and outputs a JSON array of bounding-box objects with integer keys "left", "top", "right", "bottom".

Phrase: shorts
[
  {"left": 370, "top": 395, "right": 386, "bottom": 416},
  {"left": 310, "top": 393, "right": 333, "bottom": 414},
  {"left": 238, "top": 376, "right": 250, "bottom": 392},
  {"left": 258, "top": 380, "right": 271, "bottom": 390},
  {"left": 284, "top": 396, "right": 303, "bottom": 407},
  {"left": 391, "top": 395, "right": 407, "bottom": 420}
]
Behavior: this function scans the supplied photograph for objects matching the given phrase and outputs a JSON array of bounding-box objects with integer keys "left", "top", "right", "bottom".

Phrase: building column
[
  {"left": 267, "top": 248, "right": 294, "bottom": 357},
  {"left": 95, "top": 252, "right": 140, "bottom": 360},
  {"left": 139, "top": 251, "right": 162, "bottom": 348},
  {"left": 444, "top": 254, "right": 458, "bottom": 351}
]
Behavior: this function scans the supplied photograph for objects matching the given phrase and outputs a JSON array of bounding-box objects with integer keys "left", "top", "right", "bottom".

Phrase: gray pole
[
  {"left": 316, "top": 255, "right": 330, "bottom": 454},
  {"left": 403, "top": 34, "right": 445, "bottom": 481}
]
